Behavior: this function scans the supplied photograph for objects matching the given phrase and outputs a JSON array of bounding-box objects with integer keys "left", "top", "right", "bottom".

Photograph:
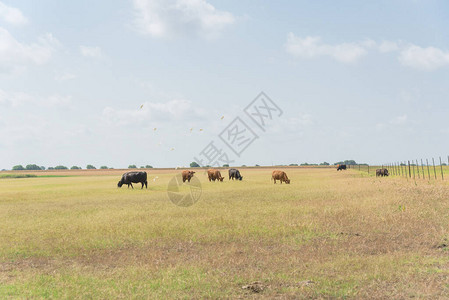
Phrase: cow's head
[
  {"left": 117, "top": 180, "right": 123, "bottom": 188},
  {"left": 238, "top": 176, "right": 243, "bottom": 181},
  {"left": 384, "top": 169, "right": 389, "bottom": 176},
  {"left": 190, "top": 171, "right": 195, "bottom": 177},
  {"left": 285, "top": 179, "right": 291, "bottom": 184},
  {"left": 219, "top": 177, "right": 224, "bottom": 182}
]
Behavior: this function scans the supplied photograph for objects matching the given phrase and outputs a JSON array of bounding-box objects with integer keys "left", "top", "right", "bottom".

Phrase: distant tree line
[{"left": 7, "top": 164, "right": 154, "bottom": 171}]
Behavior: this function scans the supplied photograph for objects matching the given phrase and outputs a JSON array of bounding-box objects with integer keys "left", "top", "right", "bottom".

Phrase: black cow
[
  {"left": 118, "top": 171, "right": 148, "bottom": 189},
  {"left": 229, "top": 168, "right": 243, "bottom": 181},
  {"left": 376, "top": 169, "right": 389, "bottom": 177},
  {"left": 337, "top": 164, "right": 347, "bottom": 171}
]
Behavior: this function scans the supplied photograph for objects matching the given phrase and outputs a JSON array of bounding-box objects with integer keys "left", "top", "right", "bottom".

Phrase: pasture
[{"left": 1, "top": 167, "right": 449, "bottom": 298}]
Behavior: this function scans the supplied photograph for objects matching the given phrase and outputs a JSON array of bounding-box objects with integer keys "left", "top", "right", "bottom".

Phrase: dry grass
[{"left": 1, "top": 168, "right": 449, "bottom": 298}]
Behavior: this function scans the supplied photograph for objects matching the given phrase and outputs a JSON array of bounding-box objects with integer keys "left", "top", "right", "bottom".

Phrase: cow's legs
[{"left": 130, "top": 183, "right": 134, "bottom": 189}]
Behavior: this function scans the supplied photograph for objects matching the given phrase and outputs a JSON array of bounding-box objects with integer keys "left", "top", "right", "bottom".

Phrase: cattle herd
[{"left": 117, "top": 165, "right": 389, "bottom": 189}]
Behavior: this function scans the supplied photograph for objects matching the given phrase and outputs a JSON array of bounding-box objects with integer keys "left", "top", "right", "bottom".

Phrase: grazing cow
[
  {"left": 337, "top": 164, "right": 347, "bottom": 171},
  {"left": 271, "top": 170, "right": 290, "bottom": 184},
  {"left": 117, "top": 171, "right": 148, "bottom": 189},
  {"left": 207, "top": 169, "right": 224, "bottom": 182},
  {"left": 376, "top": 168, "right": 389, "bottom": 177},
  {"left": 228, "top": 168, "right": 243, "bottom": 181},
  {"left": 182, "top": 170, "right": 195, "bottom": 182}
]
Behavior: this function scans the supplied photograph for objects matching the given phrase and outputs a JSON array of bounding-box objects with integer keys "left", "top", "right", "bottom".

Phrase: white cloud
[
  {"left": 0, "top": 1, "right": 27, "bottom": 26},
  {"left": 102, "top": 99, "right": 205, "bottom": 126},
  {"left": 0, "top": 89, "right": 72, "bottom": 108},
  {"left": 378, "top": 40, "right": 400, "bottom": 53},
  {"left": 285, "top": 33, "right": 368, "bottom": 63},
  {"left": 398, "top": 45, "right": 449, "bottom": 71},
  {"left": 0, "top": 28, "right": 59, "bottom": 73},
  {"left": 132, "top": 0, "right": 235, "bottom": 38},
  {"left": 286, "top": 33, "right": 449, "bottom": 71},
  {"left": 79, "top": 45, "right": 103, "bottom": 59},
  {"left": 390, "top": 114, "right": 407, "bottom": 125},
  {"left": 55, "top": 72, "right": 77, "bottom": 82}
]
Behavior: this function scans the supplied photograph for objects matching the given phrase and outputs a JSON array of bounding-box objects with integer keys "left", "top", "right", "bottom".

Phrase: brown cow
[
  {"left": 182, "top": 170, "right": 195, "bottom": 182},
  {"left": 271, "top": 170, "right": 290, "bottom": 184},
  {"left": 207, "top": 169, "right": 224, "bottom": 182}
]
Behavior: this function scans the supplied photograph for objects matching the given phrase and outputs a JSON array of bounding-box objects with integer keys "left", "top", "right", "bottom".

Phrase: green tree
[
  {"left": 71, "top": 166, "right": 81, "bottom": 170},
  {"left": 40, "top": 166, "right": 46, "bottom": 170},
  {"left": 128, "top": 165, "right": 137, "bottom": 169},
  {"left": 54, "top": 165, "right": 68, "bottom": 170},
  {"left": 190, "top": 162, "right": 200, "bottom": 168},
  {"left": 223, "top": 164, "right": 229, "bottom": 167},
  {"left": 25, "top": 164, "right": 41, "bottom": 170},
  {"left": 289, "top": 163, "right": 298, "bottom": 166},
  {"left": 48, "top": 167, "right": 55, "bottom": 170},
  {"left": 86, "top": 165, "right": 96, "bottom": 169},
  {"left": 12, "top": 165, "right": 25, "bottom": 170},
  {"left": 145, "top": 165, "right": 153, "bottom": 168},
  {"left": 320, "top": 162, "right": 330, "bottom": 166},
  {"left": 100, "top": 166, "right": 108, "bottom": 169}
]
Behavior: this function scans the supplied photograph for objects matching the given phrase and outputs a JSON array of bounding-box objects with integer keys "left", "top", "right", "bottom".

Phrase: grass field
[{"left": 1, "top": 167, "right": 449, "bottom": 298}]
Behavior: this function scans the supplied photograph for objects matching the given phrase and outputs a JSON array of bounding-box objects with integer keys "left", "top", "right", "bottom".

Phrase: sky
[{"left": 0, "top": 0, "right": 449, "bottom": 169}]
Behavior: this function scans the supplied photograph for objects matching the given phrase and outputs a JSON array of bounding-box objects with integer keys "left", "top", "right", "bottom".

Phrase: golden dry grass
[{"left": 1, "top": 167, "right": 449, "bottom": 298}]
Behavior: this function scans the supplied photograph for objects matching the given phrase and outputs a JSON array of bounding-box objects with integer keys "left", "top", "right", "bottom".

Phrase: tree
[
  {"left": 71, "top": 166, "right": 81, "bottom": 170},
  {"left": 12, "top": 165, "right": 25, "bottom": 170},
  {"left": 289, "top": 163, "right": 298, "bottom": 166},
  {"left": 54, "top": 165, "right": 68, "bottom": 170},
  {"left": 26, "top": 164, "right": 42, "bottom": 170},
  {"left": 100, "top": 166, "right": 108, "bottom": 169},
  {"left": 40, "top": 166, "right": 46, "bottom": 170},
  {"left": 320, "top": 162, "right": 330, "bottom": 166},
  {"left": 190, "top": 162, "right": 200, "bottom": 168},
  {"left": 300, "top": 163, "right": 309, "bottom": 166},
  {"left": 86, "top": 165, "right": 96, "bottom": 169},
  {"left": 223, "top": 164, "right": 229, "bottom": 167},
  {"left": 140, "top": 166, "right": 145, "bottom": 169},
  {"left": 128, "top": 165, "right": 137, "bottom": 169},
  {"left": 255, "top": 164, "right": 260, "bottom": 167},
  {"left": 145, "top": 165, "right": 153, "bottom": 168},
  {"left": 48, "top": 167, "right": 55, "bottom": 170}
]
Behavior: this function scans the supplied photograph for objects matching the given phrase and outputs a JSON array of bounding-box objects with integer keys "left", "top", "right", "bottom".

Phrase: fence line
[{"left": 350, "top": 155, "right": 448, "bottom": 182}]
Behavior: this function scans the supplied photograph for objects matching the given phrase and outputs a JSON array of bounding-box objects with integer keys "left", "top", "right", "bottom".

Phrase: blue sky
[{"left": 0, "top": 0, "right": 448, "bottom": 169}]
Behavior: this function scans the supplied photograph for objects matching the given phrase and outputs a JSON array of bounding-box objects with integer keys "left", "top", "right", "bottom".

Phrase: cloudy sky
[{"left": 1, "top": 0, "right": 448, "bottom": 169}]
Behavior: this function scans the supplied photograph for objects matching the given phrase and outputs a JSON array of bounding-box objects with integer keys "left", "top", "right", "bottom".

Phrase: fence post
[
  {"left": 432, "top": 158, "right": 437, "bottom": 180},
  {"left": 416, "top": 159, "right": 420, "bottom": 179},
  {"left": 368, "top": 164, "right": 370, "bottom": 174},
  {"left": 408, "top": 160, "right": 411, "bottom": 178},
  {"left": 426, "top": 159, "right": 431, "bottom": 180},
  {"left": 421, "top": 159, "right": 425, "bottom": 180},
  {"left": 440, "top": 157, "right": 444, "bottom": 180},
  {"left": 412, "top": 161, "right": 415, "bottom": 180}
]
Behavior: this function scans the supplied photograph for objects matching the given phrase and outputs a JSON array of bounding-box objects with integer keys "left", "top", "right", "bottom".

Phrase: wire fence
[{"left": 347, "top": 156, "right": 449, "bottom": 181}]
